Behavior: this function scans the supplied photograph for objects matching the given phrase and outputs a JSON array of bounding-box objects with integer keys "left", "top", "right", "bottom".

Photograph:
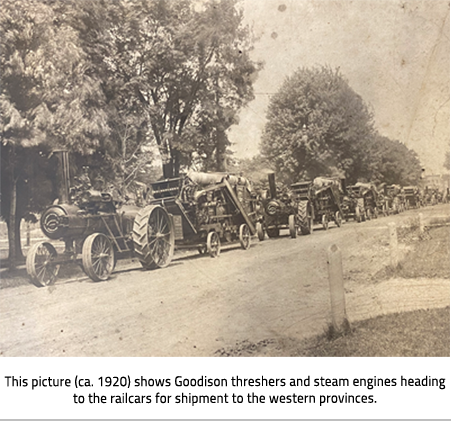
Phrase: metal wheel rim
[
  {"left": 207, "top": 232, "right": 220, "bottom": 257},
  {"left": 27, "top": 242, "right": 60, "bottom": 287},
  {"left": 147, "top": 207, "right": 173, "bottom": 267},
  {"left": 87, "top": 234, "right": 114, "bottom": 280},
  {"left": 256, "top": 222, "right": 265, "bottom": 241},
  {"left": 239, "top": 224, "right": 251, "bottom": 249}
]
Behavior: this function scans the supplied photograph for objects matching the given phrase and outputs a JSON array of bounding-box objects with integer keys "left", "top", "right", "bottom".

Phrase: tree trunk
[
  {"left": 15, "top": 216, "right": 24, "bottom": 261},
  {"left": 8, "top": 174, "right": 17, "bottom": 271},
  {"left": 215, "top": 127, "right": 228, "bottom": 172}
]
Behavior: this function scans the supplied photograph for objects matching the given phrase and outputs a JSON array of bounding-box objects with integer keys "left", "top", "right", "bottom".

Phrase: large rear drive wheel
[
  {"left": 239, "top": 223, "right": 251, "bottom": 250},
  {"left": 298, "top": 201, "right": 313, "bottom": 235},
  {"left": 288, "top": 214, "right": 297, "bottom": 238},
  {"left": 133, "top": 205, "right": 175, "bottom": 269},
  {"left": 82, "top": 233, "right": 115, "bottom": 282},
  {"left": 26, "top": 242, "right": 60, "bottom": 287}
]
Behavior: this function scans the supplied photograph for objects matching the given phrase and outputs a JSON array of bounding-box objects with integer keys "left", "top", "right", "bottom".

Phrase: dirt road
[{"left": 0, "top": 205, "right": 449, "bottom": 357}]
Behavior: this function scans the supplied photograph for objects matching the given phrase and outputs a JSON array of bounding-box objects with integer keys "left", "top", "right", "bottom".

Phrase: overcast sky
[{"left": 228, "top": 0, "right": 450, "bottom": 175}]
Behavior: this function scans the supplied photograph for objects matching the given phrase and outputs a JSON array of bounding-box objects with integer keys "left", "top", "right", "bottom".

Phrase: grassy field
[
  {"left": 295, "top": 307, "right": 450, "bottom": 357},
  {"left": 216, "top": 306, "right": 450, "bottom": 357},
  {"left": 217, "top": 224, "right": 450, "bottom": 357}
]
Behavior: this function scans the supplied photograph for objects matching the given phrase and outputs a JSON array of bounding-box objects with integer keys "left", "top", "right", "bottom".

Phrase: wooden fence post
[
  {"left": 327, "top": 244, "right": 347, "bottom": 333},
  {"left": 388, "top": 222, "right": 398, "bottom": 268},
  {"left": 419, "top": 213, "right": 425, "bottom": 234}
]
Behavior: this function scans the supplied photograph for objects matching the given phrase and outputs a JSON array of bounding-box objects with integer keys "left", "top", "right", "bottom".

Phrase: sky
[{"left": 228, "top": 0, "right": 450, "bottom": 175}]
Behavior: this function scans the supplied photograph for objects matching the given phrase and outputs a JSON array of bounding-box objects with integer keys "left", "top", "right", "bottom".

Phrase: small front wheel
[
  {"left": 256, "top": 222, "right": 265, "bottom": 241},
  {"left": 239, "top": 223, "right": 251, "bottom": 250},
  {"left": 334, "top": 211, "right": 342, "bottom": 227},
  {"left": 82, "top": 233, "right": 115, "bottom": 281},
  {"left": 207, "top": 231, "right": 221, "bottom": 258},
  {"left": 26, "top": 242, "right": 60, "bottom": 287},
  {"left": 322, "top": 214, "right": 329, "bottom": 230}
]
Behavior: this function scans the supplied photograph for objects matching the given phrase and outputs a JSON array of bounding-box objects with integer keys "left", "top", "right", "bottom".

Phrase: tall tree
[
  {"left": 91, "top": 0, "right": 261, "bottom": 178},
  {"left": 0, "top": 0, "right": 108, "bottom": 268},
  {"left": 261, "top": 66, "right": 375, "bottom": 184}
]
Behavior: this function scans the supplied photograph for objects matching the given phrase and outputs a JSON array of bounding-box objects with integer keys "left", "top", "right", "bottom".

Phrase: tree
[
  {"left": 366, "top": 134, "right": 422, "bottom": 186},
  {"left": 261, "top": 66, "right": 375, "bottom": 184},
  {"left": 91, "top": 0, "right": 261, "bottom": 178},
  {"left": 0, "top": 0, "right": 108, "bottom": 269}
]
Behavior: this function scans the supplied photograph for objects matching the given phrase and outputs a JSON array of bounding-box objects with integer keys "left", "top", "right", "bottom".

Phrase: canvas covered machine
[
  {"left": 348, "top": 182, "right": 380, "bottom": 220},
  {"left": 26, "top": 152, "right": 259, "bottom": 287},
  {"left": 133, "top": 171, "right": 260, "bottom": 265}
]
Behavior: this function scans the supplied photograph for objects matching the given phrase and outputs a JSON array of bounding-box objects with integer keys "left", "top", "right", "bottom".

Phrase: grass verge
[{"left": 216, "top": 307, "right": 450, "bottom": 357}]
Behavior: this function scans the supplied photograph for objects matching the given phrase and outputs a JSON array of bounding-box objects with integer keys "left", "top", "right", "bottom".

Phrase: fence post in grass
[
  {"left": 388, "top": 222, "right": 398, "bottom": 268},
  {"left": 327, "top": 244, "right": 348, "bottom": 334},
  {"left": 419, "top": 213, "right": 425, "bottom": 234}
]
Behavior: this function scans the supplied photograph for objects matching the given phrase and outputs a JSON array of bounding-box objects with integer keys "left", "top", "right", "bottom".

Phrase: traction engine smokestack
[
  {"left": 268, "top": 173, "right": 277, "bottom": 199},
  {"left": 53, "top": 150, "right": 71, "bottom": 204}
]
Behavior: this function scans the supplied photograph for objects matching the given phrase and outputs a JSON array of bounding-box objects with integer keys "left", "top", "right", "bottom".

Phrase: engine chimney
[
  {"left": 52, "top": 150, "right": 71, "bottom": 204},
  {"left": 268, "top": 173, "right": 277, "bottom": 200}
]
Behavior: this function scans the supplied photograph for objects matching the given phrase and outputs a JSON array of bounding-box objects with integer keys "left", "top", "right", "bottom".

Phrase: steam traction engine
[
  {"left": 134, "top": 171, "right": 259, "bottom": 262},
  {"left": 26, "top": 151, "right": 142, "bottom": 286},
  {"left": 403, "top": 186, "right": 421, "bottom": 209},
  {"left": 290, "top": 176, "right": 343, "bottom": 232},
  {"left": 348, "top": 182, "right": 380, "bottom": 220},
  {"left": 257, "top": 173, "right": 298, "bottom": 240},
  {"left": 26, "top": 152, "right": 259, "bottom": 287}
]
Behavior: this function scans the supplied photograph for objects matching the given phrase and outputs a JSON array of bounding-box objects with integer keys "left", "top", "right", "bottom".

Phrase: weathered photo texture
[{"left": 0, "top": 0, "right": 449, "bottom": 357}]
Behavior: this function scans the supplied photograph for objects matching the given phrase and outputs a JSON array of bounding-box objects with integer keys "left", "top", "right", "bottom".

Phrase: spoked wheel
[
  {"left": 334, "top": 211, "right": 342, "bottom": 227},
  {"left": 366, "top": 208, "right": 372, "bottom": 220},
  {"left": 26, "top": 242, "right": 60, "bottom": 287},
  {"left": 207, "top": 231, "right": 221, "bottom": 258},
  {"left": 355, "top": 206, "right": 361, "bottom": 223},
  {"left": 288, "top": 214, "right": 297, "bottom": 238},
  {"left": 239, "top": 223, "right": 252, "bottom": 249},
  {"left": 133, "top": 205, "right": 175, "bottom": 269},
  {"left": 322, "top": 214, "right": 329, "bottom": 230},
  {"left": 256, "top": 222, "right": 265, "bottom": 241},
  {"left": 357, "top": 198, "right": 365, "bottom": 221},
  {"left": 82, "top": 233, "right": 115, "bottom": 282}
]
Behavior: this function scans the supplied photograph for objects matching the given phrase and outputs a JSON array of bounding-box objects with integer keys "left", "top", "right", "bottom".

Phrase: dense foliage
[
  {"left": 0, "top": 0, "right": 260, "bottom": 267},
  {"left": 260, "top": 66, "right": 422, "bottom": 185}
]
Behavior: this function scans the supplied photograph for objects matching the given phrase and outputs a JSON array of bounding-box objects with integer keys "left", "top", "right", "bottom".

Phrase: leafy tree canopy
[
  {"left": 260, "top": 65, "right": 422, "bottom": 186},
  {"left": 261, "top": 66, "right": 375, "bottom": 183}
]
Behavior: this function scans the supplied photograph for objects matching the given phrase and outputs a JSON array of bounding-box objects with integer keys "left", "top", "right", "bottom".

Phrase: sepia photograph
[{"left": 0, "top": 0, "right": 449, "bottom": 358}]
